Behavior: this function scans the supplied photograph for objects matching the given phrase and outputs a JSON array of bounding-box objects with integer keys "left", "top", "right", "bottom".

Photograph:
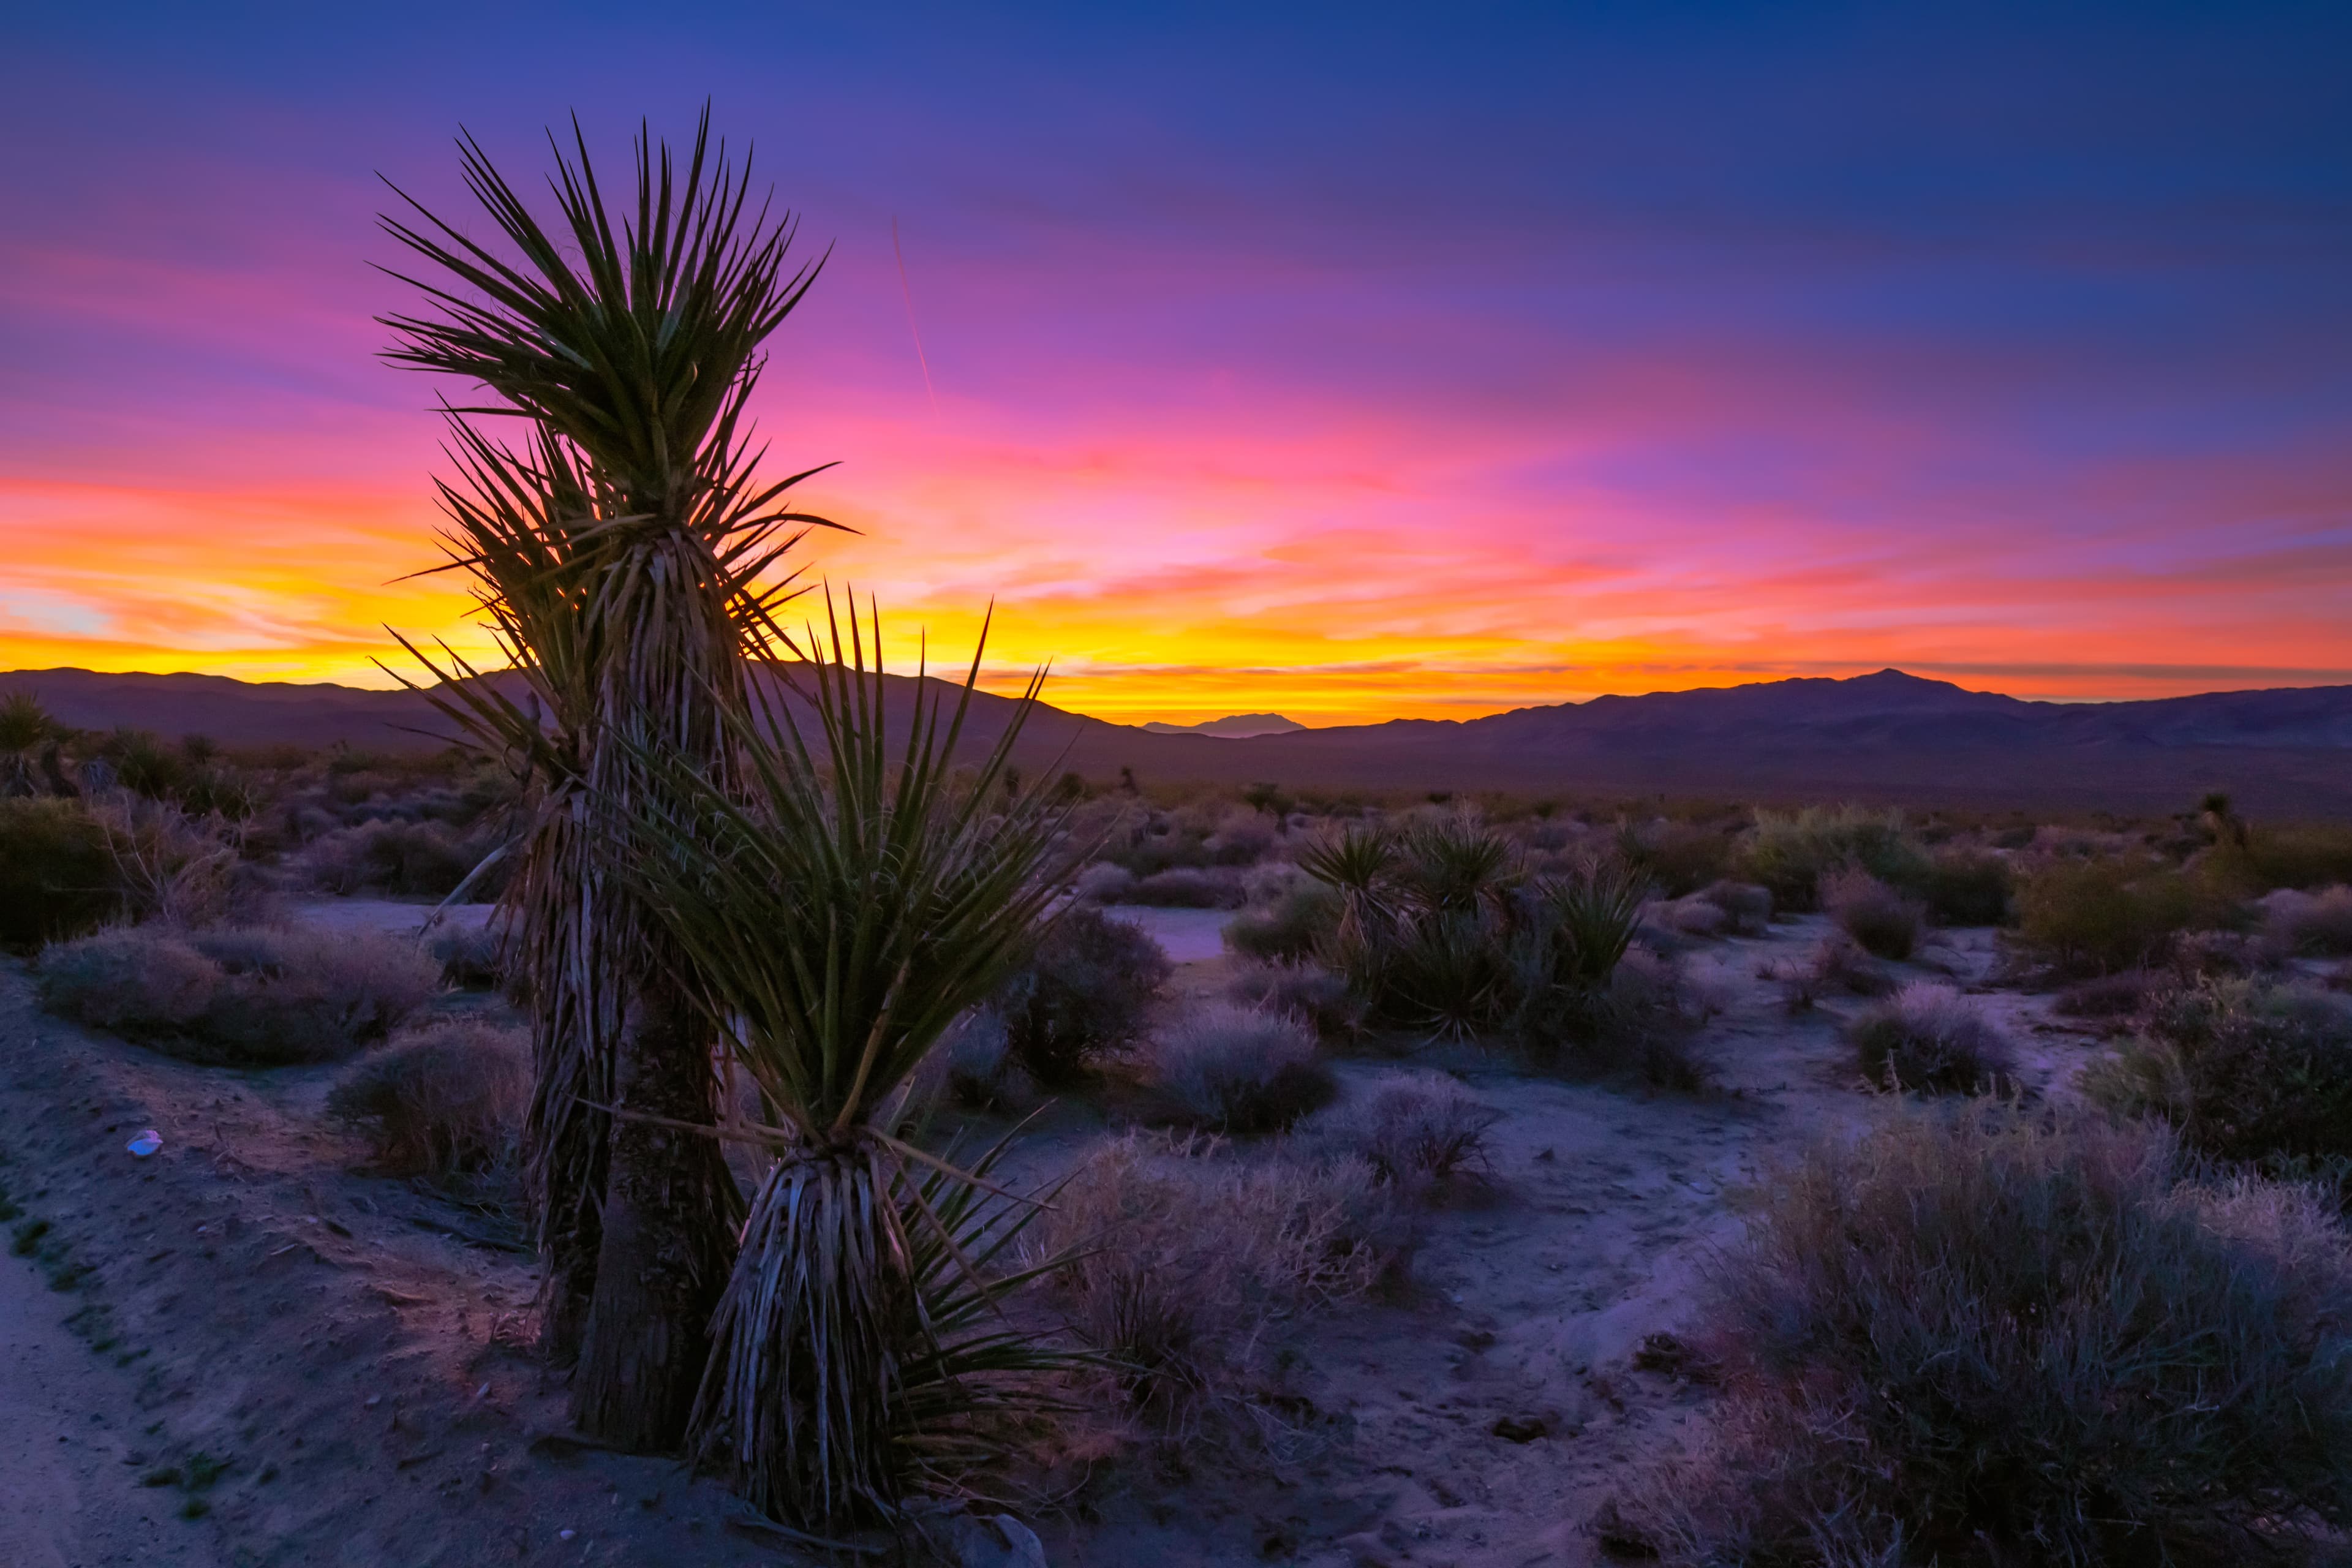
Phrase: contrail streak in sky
[{"left": 891, "top": 217, "right": 939, "bottom": 416}]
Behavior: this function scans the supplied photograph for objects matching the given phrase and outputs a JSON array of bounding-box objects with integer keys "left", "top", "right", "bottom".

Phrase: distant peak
[{"left": 1138, "top": 712, "right": 1306, "bottom": 738}]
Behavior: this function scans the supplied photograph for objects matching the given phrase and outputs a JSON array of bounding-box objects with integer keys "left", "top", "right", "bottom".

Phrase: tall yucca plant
[
  {"left": 379, "top": 108, "right": 841, "bottom": 1443},
  {"left": 614, "top": 600, "right": 1077, "bottom": 1525}
]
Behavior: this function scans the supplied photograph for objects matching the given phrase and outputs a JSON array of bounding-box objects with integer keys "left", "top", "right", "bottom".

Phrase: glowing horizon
[{"left": 5, "top": 7, "right": 2349, "bottom": 726}]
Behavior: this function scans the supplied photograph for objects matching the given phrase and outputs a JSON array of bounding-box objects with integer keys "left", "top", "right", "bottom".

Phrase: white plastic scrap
[{"left": 126, "top": 1129, "right": 162, "bottom": 1158}]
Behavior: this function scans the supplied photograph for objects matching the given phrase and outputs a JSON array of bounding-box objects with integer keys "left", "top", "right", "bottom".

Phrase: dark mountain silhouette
[
  {"left": 8, "top": 666, "right": 2351, "bottom": 815},
  {"left": 1139, "top": 713, "right": 1307, "bottom": 737}
]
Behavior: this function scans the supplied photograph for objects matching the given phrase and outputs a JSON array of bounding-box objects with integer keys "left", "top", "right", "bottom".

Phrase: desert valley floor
[{"left": 0, "top": 900, "right": 2109, "bottom": 1568}]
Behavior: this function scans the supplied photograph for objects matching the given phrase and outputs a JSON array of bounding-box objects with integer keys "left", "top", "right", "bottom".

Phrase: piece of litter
[
  {"left": 126, "top": 1130, "right": 162, "bottom": 1158},
  {"left": 473, "top": 1382, "right": 490, "bottom": 1400},
  {"left": 558, "top": 1528, "right": 576, "bottom": 1541},
  {"left": 364, "top": 1395, "right": 382, "bottom": 1409}
]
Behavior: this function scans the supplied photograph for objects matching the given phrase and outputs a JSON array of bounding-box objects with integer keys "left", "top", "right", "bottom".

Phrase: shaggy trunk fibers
[
  {"left": 570, "top": 973, "right": 742, "bottom": 1448},
  {"left": 694, "top": 1139, "right": 924, "bottom": 1527},
  {"left": 521, "top": 802, "right": 616, "bottom": 1363}
]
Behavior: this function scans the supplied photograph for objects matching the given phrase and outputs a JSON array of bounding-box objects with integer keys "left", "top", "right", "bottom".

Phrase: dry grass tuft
[
  {"left": 327, "top": 1019, "right": 529, "bottom": 1175},
  {"left": 2263, "top": 886, "right": 2352, "bottom": 959},
  {"left": 1140, "top": 1003, "right": 1336, "bottom": 1133},
  {"left": 1302, "top": 1072, "right": 1498, "bottom": 1190},
  {"left": 1821, "top": 867, "right": 1924, "bottom": 961},
  {"left": 1610, "top": 1112, "right": 2352, "bottom": 1567},
  {"left": 39, "top": 924, "right": 437, "bottom": 1065},
  {"left": 1031, "top": 1133, "right": 1402, "bottom": 1405},
  {"left": 1847, "top": 982, "right": 2016, "bottom": 1093},
  {"left": 2084, "top": 978, "right": 2352, "bottom": 1169},
  {"left": 1224, "top": 959, "right": 1365, "bottom": 1039}
]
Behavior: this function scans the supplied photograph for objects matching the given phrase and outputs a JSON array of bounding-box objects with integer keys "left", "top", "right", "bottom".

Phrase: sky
[{"left": 2, "top": 3, "right": 2349, "bottom": 725}]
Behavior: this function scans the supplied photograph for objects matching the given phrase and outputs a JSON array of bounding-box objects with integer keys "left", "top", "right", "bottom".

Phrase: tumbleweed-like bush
[{"left": 1614, "top": 1112, "right": 2352, "bottom": 1567}]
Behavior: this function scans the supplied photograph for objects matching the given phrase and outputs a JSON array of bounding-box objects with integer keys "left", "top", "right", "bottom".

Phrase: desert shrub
[
  {"left": 1303, "top": 1072, "right": 1498, "bottom": 1188},
  {"left": 39, "top": 925, "right": 437, "bottom": 1065},
  {"left": 933, "top": 1009, "right": 1032, "bottom": 1113},
  {"left": 1032, "top": 1133, "right": 1397, "bottom": 1402},
  {"left": 326, "top": 1019, "right": 528, "bottom": 1175},
  {"left": 35, "top": 927, "right": 219, "bottom": 1034},
  {"left": 1616, "top": 1112, "right": 2352, "bottom": 1567},
  {"left": 91, "top": 799, "right": 247, "bottom": 929},
  {"left": 296, "top": 817, "right": 499, "bottom": 898},
  {"left": 1102, "top": 815, "right": 1213, "bottom": 878},
  {"left": 2053, "top": 968, "right": 2163, "bottom": 1020},
  {"left": 2227, "top": 822, "right": 2352, "bottom": 893},
  {"left": 1701, "top": 879, "right": 1773, "bottom": 936},
  {"left": 0, "top": 799, "right": 123, "bottom": 949},
  {"left": 1617, "top": 820, "right": 1732, "bottom": 898},
  {"left": 429, "top": 921, "right": 506, "bottom": 989},
  {"left": 1200, "top": 807, "right": 1276, "bottom": 867},
  {"left": 2263, "top": 886, "right": 2352, "bottom": 958},
  {"left": 1141, "top": 1002, "right": 1335, "bottom": 1133},
  {"left": 1915, "top": 846, "right": 2013, "bottom": 927},
  {"left": 1848, "top": 982, "right": 2016, "bottom": 1093},
  {"left": 1223, "top": 878, "right": 1341, "bottom": 963},
  {"left": 995, "top": 906, "right": 1171, "bottom": 1084},
  {"left": 1588, "top": 947, "right": 1717, "bottom": 1090},
  {"left": 1225, "top": 959, "right": 1365, "bottom": 1039},
  {"left": 1070, "top": 861, "right": 1136, "bottom": 904},
  {"left": 1126, "top": 867, "right": 1243, "bottom": 908},
  {"left": 1776, "top": 930, "right": 1896, "bottom": 1012},
  {"left": 2085, "top": 979, "right": 2352, "bottom": 1167},
  {"left": 1737, "top": 806, "right": 1928, "bottom": 914},
  {"left": 2013, "top": 856, "right": 2228, "bottom": 976},
  {"left": 1820, "top": 868, "right": 1923, "bottom": 961},
  {"left": 1657, "top": 895, "right": 1728, "bottom": 938}
]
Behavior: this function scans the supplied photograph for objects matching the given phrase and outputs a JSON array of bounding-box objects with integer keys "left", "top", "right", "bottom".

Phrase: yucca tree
[
  {"left": 614, "top": 600, "right": 1077, "bottom": 1526},
  {"left": 379, "top": 109, "right": 840, "bottom": 1444},
  {"left": 0, "top": 692, "right": 53, "bottom": 797}
]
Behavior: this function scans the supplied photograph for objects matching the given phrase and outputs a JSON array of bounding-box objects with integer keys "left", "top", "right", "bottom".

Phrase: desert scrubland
[{"left": 9, "top": 703, "right": 2352, "bottom": 1566}]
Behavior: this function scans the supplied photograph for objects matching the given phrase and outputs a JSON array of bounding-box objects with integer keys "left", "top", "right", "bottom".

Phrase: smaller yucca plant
[{"left": 615, "top": 597, "right": 1079, "bottom": 1528}]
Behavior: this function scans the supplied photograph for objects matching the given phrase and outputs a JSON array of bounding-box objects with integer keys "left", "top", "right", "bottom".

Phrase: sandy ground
[
  {"left": 0, "top": 1244, "right": 221, "bottom": 1568},
  {"left": 0, "top": 906, "right": 2096, "bottom": 1566}
]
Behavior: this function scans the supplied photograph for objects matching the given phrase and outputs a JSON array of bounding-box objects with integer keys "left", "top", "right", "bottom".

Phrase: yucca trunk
[
  {"left": 695, "top": 1138, "right": 922, "bottom": 1524},
  {"left": 564, "top": 548, "right": 753, "bottom": 1441},
  {"left": 572, "top": 968, "right": 742, "bottom": 1443},
  {"left": 514, "top": 796, "right": 615, "bottom": 1360}
]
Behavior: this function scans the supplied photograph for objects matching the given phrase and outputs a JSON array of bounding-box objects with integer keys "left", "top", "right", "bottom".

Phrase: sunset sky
[{"left": 4, "top": 4, "right": 2349, "bottom": 724}]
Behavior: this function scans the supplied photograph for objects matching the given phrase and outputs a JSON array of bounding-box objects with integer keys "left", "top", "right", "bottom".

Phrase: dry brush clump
[
  {"left": 1847, "top": 982, "right": 2016, "bottom": 1093},
  {"left": 37, "top": 924, "right": 438, "bottom": 1065},
  {"left": 1735, "top": 806, "right": 1926, "bottom": 914},
  {"left": 1820, "top": 867, "right": 1924, "bottom": 961},
  {"left": 1771, "top": 930, "right": 1897, "bottom": 1012},
  {"left": 1031, "top": 1133, "right": 1401, "bottom": 1406},
  {"left": 2013, "top": 855, "right": 2234, "bottom": 976},
  {"left": 1301, "top": 1071, "right": 1498, "bottom": 1191},
  {"left": 1224, "top": 957, "right": 1365, "bottom": 1039},
  {"left": 327, "top": 1019, "right": 530, "bottom": 1176},
  {"left": 1612, "top": 1112, "right": 2352, "bottom": 1567},
  {"left": 1140, "top": 1001, "right": 1337, "bottom": 1133},
  {"left": 2084, "top": 978, "right": 2352, "bottom": 1173},
  {"left": 2262, "top": 886, "right": 2352, "bottom": 959},
  {"left": 0, "top": 798, "right": 125, "bottom": 950},
  {"left": 993, "top": 904, "right": 1171, "bottom": 1085}
]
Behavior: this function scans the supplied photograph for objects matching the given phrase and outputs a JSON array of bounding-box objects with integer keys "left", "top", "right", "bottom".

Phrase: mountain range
[
  {"left": 9, "top": 666, "right": 2351, "bottom": 815},
  {"left": 1138, "top": 713, "right": 1306, "bottom": 738}
]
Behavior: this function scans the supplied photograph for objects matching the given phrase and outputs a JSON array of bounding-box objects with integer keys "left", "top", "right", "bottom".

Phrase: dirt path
[{"left": 0, "top": 1245, "right": 219, "bottom": 1568}]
